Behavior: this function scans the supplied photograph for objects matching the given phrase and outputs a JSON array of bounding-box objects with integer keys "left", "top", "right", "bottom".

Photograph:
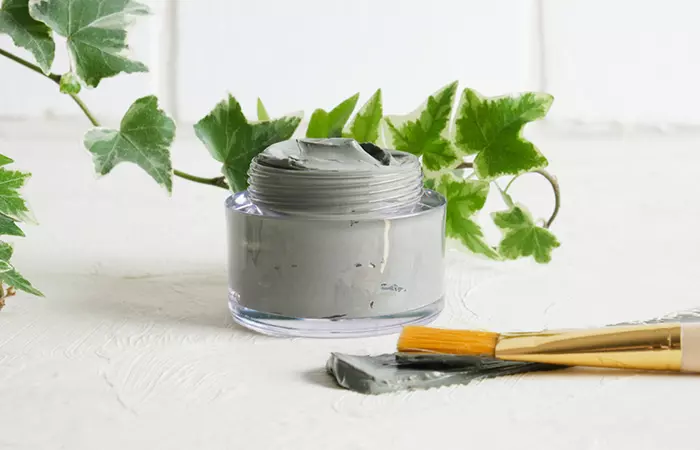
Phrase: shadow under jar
[{"left": 225, "top": 138, "right": 446, "bottom": 337}]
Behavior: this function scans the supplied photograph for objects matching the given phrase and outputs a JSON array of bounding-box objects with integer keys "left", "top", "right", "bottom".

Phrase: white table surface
[{"left": 1, "top": 122, "right": 699, "bottom": 449}]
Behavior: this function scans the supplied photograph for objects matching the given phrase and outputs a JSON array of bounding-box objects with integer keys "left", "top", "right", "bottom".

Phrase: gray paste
[
  {"left": 225, "top": 138, "right": 446, "bottom": 336},
  {"left": 326, "top": 353, "right": 563, "bottom": 394}
]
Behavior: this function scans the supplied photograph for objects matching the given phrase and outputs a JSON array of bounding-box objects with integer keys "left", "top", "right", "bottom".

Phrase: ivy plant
[
  {"left": 194, "top": 95, "right": 301, "bottom": 192},
  {"left": 0, "top": 0, "right": 561, "bottom": 308},
  {"left": 384, "top": 82, "right": 560, "bottom": 261},
  {"left": 0, "top": 155, "right": 43, "bottom": 308}
]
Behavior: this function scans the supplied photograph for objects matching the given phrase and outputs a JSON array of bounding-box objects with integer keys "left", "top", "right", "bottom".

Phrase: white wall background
[{"left": 1, "top": 0, "right": 698, "bottom": 128}]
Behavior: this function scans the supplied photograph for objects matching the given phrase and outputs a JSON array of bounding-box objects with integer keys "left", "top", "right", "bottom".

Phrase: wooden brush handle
[{"left": 496, "top": 322, "right": 699, "bottom": 372}]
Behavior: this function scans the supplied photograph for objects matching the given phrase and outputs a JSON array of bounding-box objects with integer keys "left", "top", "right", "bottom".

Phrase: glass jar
[{"left": 225, "top": 138, "right": 446, "bottom": 337}]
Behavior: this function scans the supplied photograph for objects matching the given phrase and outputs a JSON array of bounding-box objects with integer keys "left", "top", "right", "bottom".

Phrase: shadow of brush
[{"left": 527, "top": 365, "right": 690, "bottom": 379}]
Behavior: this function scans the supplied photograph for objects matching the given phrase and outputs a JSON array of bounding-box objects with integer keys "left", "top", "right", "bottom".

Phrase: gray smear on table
[
  {"left": 327, "top": 307, "right": 700, "bottom": 394},
  {"left": 327, "top": 353, "right": 563, "bottom": 395}
]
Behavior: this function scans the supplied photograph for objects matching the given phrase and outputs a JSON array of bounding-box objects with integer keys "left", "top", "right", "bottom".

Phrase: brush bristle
[{"left": 397, "top": 326, "right": 499, "bottom": 356}]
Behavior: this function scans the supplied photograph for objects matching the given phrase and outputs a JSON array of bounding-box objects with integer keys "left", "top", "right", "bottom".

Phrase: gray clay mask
[{"left": 225, "top": 138, "right": 447, "bottom": 337}]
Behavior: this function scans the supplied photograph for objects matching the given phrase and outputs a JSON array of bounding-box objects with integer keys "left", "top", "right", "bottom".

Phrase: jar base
[{"left": 229, "top": 293, "right": 444, "bottom": 338}]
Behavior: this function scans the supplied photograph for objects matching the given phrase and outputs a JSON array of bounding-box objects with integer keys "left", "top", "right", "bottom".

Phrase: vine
[{"left": 0, "top": 0, "right": 563, "bottom": 306}]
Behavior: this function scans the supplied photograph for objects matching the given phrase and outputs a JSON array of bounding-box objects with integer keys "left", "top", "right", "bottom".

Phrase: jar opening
[{"left": 247, "top": 138, "right": 425, "bottom": 218}]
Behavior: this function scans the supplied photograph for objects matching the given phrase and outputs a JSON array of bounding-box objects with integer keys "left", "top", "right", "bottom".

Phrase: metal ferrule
[{"left": 494, "top": 323, "right": 682, "bottom": 371}]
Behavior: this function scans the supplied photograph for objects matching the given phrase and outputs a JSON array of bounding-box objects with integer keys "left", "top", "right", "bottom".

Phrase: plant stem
[
  {"left": 0, "top": 47, "right": 61, "bottom": 83},
  {"left": 173, "top": 170, "right": 228, "bottom": 189},
  {"left": 68, "top": 94, "right": 100, "bottom": 126},
  {"left": 505, "top": 169, "right": 560, "bottom": 229},
  {"left": 493, "top": 181, "right": 514, "bottom": 208},
  {"left": 0, "top": 49, "right": 99, "bottom": 128},
  {"left": 0, "top": 47, "right": 227, "bottom": 189},
  {"left": 458, "top": 161, "right": 560, "bottom": 229}
]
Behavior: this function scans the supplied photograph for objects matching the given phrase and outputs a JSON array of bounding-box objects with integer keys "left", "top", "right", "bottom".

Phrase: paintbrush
[{"left": 398, "top": 322, "right": 700, "bottom": 373}]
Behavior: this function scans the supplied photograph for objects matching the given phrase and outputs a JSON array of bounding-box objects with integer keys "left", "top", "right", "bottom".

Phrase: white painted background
[
  {"left": 2, "top": 0, "right": 699, "bottom": 127},
  {"left": 2, "top": 2, "right": 700, "bottom": 449}
]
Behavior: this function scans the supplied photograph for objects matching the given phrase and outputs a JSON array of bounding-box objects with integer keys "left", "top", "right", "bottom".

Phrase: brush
[{"left": 397, "top": 322, "right": 700, "bottom": 373}]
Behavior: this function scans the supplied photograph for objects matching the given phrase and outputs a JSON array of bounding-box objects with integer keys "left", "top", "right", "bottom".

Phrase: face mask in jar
[{"left": 225, "top": 138, "right": 446, "bottom": 337}]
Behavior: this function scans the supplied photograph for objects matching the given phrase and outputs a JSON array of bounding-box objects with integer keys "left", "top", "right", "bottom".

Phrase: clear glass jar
[{"left": 225, "top": 139, "right": 446, "bottom": 337}]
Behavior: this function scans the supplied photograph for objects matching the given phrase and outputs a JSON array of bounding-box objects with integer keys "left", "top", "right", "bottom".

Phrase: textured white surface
[{"left": 1, "top": 123, "right": 700, "bottom": 449}]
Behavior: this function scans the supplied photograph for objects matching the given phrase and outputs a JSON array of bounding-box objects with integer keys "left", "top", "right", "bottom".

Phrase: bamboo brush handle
[{"left": 495, "top": 322, "right": 700, "bottom": 372}]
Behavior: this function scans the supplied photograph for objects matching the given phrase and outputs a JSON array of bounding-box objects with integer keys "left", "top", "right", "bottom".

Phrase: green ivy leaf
[
  {"left": 0, "top": 154, "right": 26, "bottom": 236},
  {"left": 256, "top": 98, "right": 270, "bottom": 121},
  {"left": 84, "top": 96, "right": 175, "bottom": 192},
  {"left": 0, "top": 241, "right": 11, "bottom": 261},
  {"left": 0, "top": 157, "right": 39, "bottom": 297},
  {"left": 495, "top": 182, "right": 515, "bottom": 208},
  {"left": 305, "top": 109, "right": 329, "bottom": 138},
  {"left": 194, "top": 94, "right": 301, "bottom": 192},
  {"left": 0, "top": 0, "right": 54, "bottom": 72},
  {"left": 327, "top": 93, "right": 359, "bottom": 137},
  {"left": 0, "top": 154, "right": 14, "bottom": 167},
  {"left": 59, "top": 71, "right": 81, "bottom": 94},
  {"left": 493, "top": 205, "right": 560, "bottom": 263},
  {"left": 306, "top": 93, "right": 359, "bottom": 138},
  {"left": 344, "top": 89, "right": 382, "bottom": 143},
  {"left": 0, "top": 241, "right": 42, "bottom": 296},
  {"left": 0, "top": 214, "right": 24, "bottom": 236},
  {"left": 0, "top": 155, "right": 28, "bottom": 233},
  {"left": 384, "top": 81, "right": 458, "bottom": 172},
  {"left": 454, "top": 89, "right": 552, "bottom": 180},
  {"left": 2, "top": 265, "right": 41, "bottom": 295},
  {"left": 0, "top": 165, "right": 31, "bottom": 222},
  {"left": 436, "top": 174, "right": 499, "bottom": 259},
  {"left": 29, "top": 0, "right": 148, "bottom": 87}
]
